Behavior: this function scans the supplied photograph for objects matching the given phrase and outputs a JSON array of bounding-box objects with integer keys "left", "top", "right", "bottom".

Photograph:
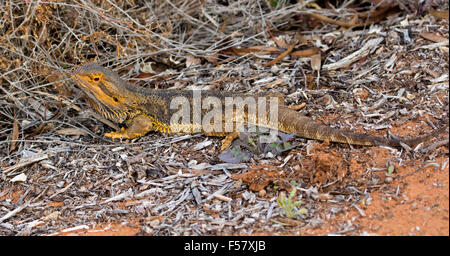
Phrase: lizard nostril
[{"left": 113, "top": 97, "right": 119, "bottom": 102}]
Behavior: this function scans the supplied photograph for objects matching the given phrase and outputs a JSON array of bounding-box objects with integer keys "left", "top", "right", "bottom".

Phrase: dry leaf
[
  {"left": 46, "top": 71, "right": 71, "bottom": 97},
  {"left": 310, "top": 53, "right": 321, "bottom": 72},
  {"left": 363, "top": 0, "right": 397, "bottom": 8},
  {"left": 266, "top": 78, "right": 284, "bottom": 88},
  {"left": 306, "top": 74, "right": 315, "bottom": 90},
  {"left": 428, "top": 9, "right": 449, "bottom": 19},
  {"left": 219, "top": 19, "right": 227, "bottom": 33},
  {"left": 27, "top": 123, "right": 54, "bottom": 138},
  {"left": 186, "top": 55, "right": 201, "bottom": 68},
  {"left": 247, "top": 46, "right": 280, "bottom": 53},
  {"left": 140, "top": 62, "right": 156, "bottom": 73},
  {"left": 288, "top": 102, "right": 306, "bottom": 111},
  {"left": 420, "top": 31, "right": 448, "bottom": 43},
  {"left": 42, "top": 211, "right": 61, "bottom": 221},
  {"left": 274, "top": 35, "right": 291, "bottom": 49},
  {"left": 221, "top": 46, "right": 280, "bottom": 57},
  {"left": 264, "top": 44, "right": 295, "bottom": 67},
  {"left": 9, "top": 109, "right": 19, "bottom": 154},
  {"left": 276, "top": 217, "right": 302, "bottom": 226},
  {"left": 55, "top": 128, "right": 89, "bottom": 136},
  {"left": 290, "top": 48, "right": 319, "bottom": 58},
  {"left": 315, "top": 193, "right": 333, "bottom": 201},
  {"left": 206, "top": 53, "right": 219, "bottom": 64}
]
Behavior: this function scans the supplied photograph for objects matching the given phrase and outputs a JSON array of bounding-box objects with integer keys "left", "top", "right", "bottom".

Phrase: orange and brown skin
[{"left": 71, "top": 63, "right": 448, "bottom": 150}]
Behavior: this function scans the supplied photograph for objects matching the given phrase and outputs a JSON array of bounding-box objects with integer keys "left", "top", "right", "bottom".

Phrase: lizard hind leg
[
  {"left": 203, "top": 131, "right": 241, "bottom": 151},
  {"left": 104, "top": 114, "right": 154, "bottom": 139},
  {"left": 221, "top": 131, "right": 240, "bottom": 151}
]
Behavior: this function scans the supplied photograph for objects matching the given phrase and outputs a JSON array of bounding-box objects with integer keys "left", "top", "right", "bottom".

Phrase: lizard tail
[
  {"left": 277, "top": 106, "right": 449, "bottom": 148},
  {"left": 393, "top": 120, "right": 449, "bottom": 148}
]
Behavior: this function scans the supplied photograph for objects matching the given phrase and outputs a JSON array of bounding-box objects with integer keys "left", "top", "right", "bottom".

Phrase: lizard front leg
[{"left": 105, "top": 114, "right": 154, "bottom": 139}]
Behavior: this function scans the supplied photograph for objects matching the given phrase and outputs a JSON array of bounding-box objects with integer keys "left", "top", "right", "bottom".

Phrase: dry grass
[{"left": 0, "top": 0, "right": 316, "bottom": 158}]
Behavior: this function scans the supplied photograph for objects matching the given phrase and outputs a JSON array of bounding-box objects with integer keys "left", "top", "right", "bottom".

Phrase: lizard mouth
[
  {"left": 71, "top": 74, "right": 127, "bottom": 123},
  {"left": 70, "top": 74, "right": 102, "bottom": 98}
]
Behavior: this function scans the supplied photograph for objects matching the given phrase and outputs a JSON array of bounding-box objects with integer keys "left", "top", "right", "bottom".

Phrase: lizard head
[{"left": 71, "top": 63, "right": 131, "bottom": 122}]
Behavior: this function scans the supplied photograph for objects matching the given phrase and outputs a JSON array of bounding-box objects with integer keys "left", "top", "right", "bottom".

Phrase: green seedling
[
  {"left": 277, "top": 187, "right": 307, "bottom": 219},
  {"left": 386, "top": 165, "right": 395, "bottom": 176}
]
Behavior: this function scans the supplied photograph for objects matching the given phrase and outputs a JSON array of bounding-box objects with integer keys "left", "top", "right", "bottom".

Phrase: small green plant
[
  {"left": 386, "top": 165, "right": 395, "bottom": 176},
  {"left": 218, "top": 128, "right": 296, "bottom": 163},
  {"left": 266, "top": 0, "right": 288, "bottom": 8},
  {"left": 277, "top": 187, "right": 307, "bottom": 219}
]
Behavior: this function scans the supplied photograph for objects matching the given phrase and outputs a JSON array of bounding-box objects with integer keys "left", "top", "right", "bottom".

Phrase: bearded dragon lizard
[{"left": 70, "top": 63, "right": 448, "bottom": 150}]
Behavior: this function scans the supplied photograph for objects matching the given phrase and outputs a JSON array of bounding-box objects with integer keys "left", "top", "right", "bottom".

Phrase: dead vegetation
[{"left": 0, "top": 0, "right": 449, "bottom": 236}]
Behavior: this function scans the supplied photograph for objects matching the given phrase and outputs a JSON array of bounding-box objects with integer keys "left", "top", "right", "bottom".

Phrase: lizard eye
[
  {"left": 112, "top": 97, "right": 119, "bottom": 102},
  {"left": 93, "top": 76, "right": 100, "bottom": 81}
]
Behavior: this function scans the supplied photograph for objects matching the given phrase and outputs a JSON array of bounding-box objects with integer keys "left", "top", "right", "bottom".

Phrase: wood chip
[
  {"left": 103, "top": 189, "right": 133, "bottom": 203},
  {"left": 419, "top": 40, "right": 449, "bottom": 50},
  {"left": 10, "top": 173, "right": 27, "bottom": 182},
  {"left": 2, "top": 153, "right": 49, "bottom": 175},
  {"left": 61, "top": 225, "right": 89, "bottom": 233},
  {"left": 0, "top": 203, "right": 28, "bottom": 223},
  {"left": 192, "top": 139, "right": 212, "bottom": 151},
  {"left": 214, "top": 193, "right": 232, "bottom": 202},
  {"left": 323, "top": 37, "right": 384, "bottom": 71}
]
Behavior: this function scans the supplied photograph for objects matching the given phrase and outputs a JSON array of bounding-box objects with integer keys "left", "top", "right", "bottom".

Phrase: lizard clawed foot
[
  {"left": 104, "top": 127, "right": 130, "bottom": 139},
  {"left": 104, "top": 116, "right": 154, "bottom": 140},
  {"left": 220, "top": 131, "right": 240, "bottom": 151}
]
